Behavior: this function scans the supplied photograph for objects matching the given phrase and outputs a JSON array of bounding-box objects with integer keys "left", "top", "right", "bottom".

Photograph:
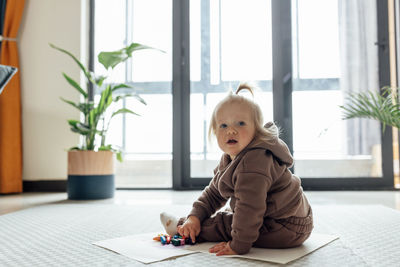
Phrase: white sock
[{"left": 160, "top": 212, "right": 179, "bottom": 236}]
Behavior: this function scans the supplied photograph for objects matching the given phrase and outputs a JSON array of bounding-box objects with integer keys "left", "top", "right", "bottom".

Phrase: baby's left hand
[{"left": 208, "top": 241, "right": 237, "bottom": 256}]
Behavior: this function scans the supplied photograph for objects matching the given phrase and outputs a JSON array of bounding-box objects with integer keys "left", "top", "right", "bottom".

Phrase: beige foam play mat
[{"left": 0, "top": 203, "right": 399, "bottom": 266}]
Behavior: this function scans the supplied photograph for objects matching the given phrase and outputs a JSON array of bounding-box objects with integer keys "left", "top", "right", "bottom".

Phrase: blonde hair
[{"left": 208, "top": 82, "right": 279, "bottom": 143}]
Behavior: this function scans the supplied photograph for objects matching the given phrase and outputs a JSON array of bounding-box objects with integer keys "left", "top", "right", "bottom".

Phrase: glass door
[
  {"left": 93, "top": 0, "right": 394, "bottom": 189},
  {"left": 292, "top": 0, "right": 382, "bottom": 178},
  {"left": 180, "top": 0, "right": 393, "bottom": 189},
  {"left": 189, "top": 0, "right": 274, "bottom": 179},
  {"left": 292, "top": 0, "right": 393, "bottom": 188},
  {"left": 95, "top": 0, "right": 173, "bottom": 188}
]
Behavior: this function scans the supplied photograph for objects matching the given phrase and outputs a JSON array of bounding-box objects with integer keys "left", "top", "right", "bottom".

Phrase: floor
[{"left": 1, "top": 190, "right": 400, "bottom": 216}]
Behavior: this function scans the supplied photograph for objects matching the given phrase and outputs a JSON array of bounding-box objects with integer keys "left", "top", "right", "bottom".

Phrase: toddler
[{"left": 160, "top": 83, "right": 313, "bottom": 255}]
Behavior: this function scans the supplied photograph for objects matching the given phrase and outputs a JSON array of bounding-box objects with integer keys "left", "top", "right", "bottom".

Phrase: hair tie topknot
[{"left": 235, "top": 82, "right": 254, "bottom": 96}]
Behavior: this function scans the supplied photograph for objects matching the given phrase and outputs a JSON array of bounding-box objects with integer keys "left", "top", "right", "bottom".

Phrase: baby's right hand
[{"left": 177, "top": 215, "right": 201, "bottom": 243}]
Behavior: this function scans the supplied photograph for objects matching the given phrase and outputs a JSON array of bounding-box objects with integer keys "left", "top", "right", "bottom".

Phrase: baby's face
[{"left": 215, "top": 102, "right": 256, "bottom": 160}]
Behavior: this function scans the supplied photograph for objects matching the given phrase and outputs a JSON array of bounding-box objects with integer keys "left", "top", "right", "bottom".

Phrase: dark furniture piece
[{"left": 0, "top": 64, "right": 17, "bottom": 95}]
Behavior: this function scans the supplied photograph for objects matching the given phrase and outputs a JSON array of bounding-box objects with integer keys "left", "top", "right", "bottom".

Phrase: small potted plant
[
  {"left": 51, "top": 43, "right": 161, "bottom": 200},
  {"left": 340, "top": 87, "right": 400, "bottom": 131},
  {"left": 340, "top": 87, "right": 398, "bottom": 178}
]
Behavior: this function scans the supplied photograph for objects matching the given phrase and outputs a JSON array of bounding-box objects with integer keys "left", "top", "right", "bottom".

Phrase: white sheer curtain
[{"left": 338, "top": 0, "right": 381, "bottom": 155}]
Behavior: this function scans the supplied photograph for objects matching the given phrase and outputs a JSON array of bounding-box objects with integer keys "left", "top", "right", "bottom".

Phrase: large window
[
  {"left": 292, "top": 0, "right": 382, "bottom": 179},
  {"left": 94, "top": 0, "right": 394, "bottom": 189},
  {"left": 189, "top": 0, "right": 273, "bottom": 178},
  {"left": 95, "top": 0, "right": 173, "bottom": 188}
]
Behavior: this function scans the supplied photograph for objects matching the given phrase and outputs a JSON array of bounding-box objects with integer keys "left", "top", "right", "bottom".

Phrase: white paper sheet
[
  {"left": 186, "top": 233, "right": 339, "bottom": 264},
  {"left": 93, "top": 232, "right": 197, "bottom": 264},
  {"left": 93, "top": 232, "right": 338, "bottom": 264}
]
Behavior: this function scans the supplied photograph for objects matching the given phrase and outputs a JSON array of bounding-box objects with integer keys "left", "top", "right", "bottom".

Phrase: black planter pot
[{"left": 67, "top": 174, "right": 115, "bottom": 200}]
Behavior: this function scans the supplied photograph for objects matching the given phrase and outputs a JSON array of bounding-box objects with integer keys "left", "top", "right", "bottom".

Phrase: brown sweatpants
[{"left": 182, "top": 208, "right": 313, "bottom": 249}]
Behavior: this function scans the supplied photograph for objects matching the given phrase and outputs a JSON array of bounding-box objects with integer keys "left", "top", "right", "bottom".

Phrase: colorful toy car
[{"left": 153, "top": 234, "right": 195, "bottom": 246}]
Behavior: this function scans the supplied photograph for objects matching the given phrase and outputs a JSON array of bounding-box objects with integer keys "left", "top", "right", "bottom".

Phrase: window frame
[
  {"left": 176, "top": 0, "right": 394, "bottom": 190},
  {"left": 91, "top": 0, "right": 395, "bottom": 190}
]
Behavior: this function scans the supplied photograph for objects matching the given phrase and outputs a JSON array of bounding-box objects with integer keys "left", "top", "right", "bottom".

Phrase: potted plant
[
  {"left": 340, "top": 87, "right": 399, "bottom": 177},
  {"left": 340, "top": 87, "right": 400, "bottom": 131},
  {"left": 51, "top": 43, "right": 160, "bottom": 200}
]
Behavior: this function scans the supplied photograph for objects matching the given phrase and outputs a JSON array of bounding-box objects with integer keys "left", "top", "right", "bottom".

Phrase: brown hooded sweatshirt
[{"left": 188, "top": 122, "right": 311, "bottom": 254}]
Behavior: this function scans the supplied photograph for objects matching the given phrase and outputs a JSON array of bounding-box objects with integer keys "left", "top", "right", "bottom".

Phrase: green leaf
[
  {"left": 61, "top": 99, "right": 93, "bottom": 117},
  {"left": 68, "top": 119, "right": 80, "bottom": 127},
  {"left": 340, "top": 87, "right": 400, "bottom": 133},
  {"left": 78, "top": 102, "right": 94, "bottom": 116},
  {"left": 70, "top": 127, "right": 90, "bottom": 135},
  {"left": 111, "top": 84, "right": 146, "bottom": 104},
  {"left": 98, "top": 85, "right": 112, "bottom": 114},
  {"left": 62, "top": 73, "right": 88, "bottom": 98},
  {"left": 125, "top": 42, "right": 165, "bottom": 55},
  {"left": 60, "top": 97, "right": 80, "bottom": 110},
  {"left": 111, "top": 108, "right": 140, "bottom": 118},
  {"left": 68, "top": 120, "right": 92, "bottom": 135},
  {"left": 131, "top": 94, "right": 146, "bottom": 105},
  {"left": 113, "top": 94, "right": 131, "bottom": 103},
  {"left": 49, "top": 43, "right": 92, "bottom": 83},
  {"left": 87, "top": 71, "right": 99, "bottom": 85},
  {"left": 113, "top": 93, "right": 146, "bottom": 105},
  {"left": 116, "top": 151, "right": 123, "bottom": 162},
  {"left": 98, "top": 51, "right": 121, "bottom": 70},
  {"left": 99, "top": 145, "right": 112, "bottom": 151},
  {"left": 98, "top": 42, "right": 165, "bottom": 70},
  {"left": 106, "top": 90, "right": 113, "bottom": 107},
  {"left": 111, "top": 83, "right": 132, "bottom": 92},
  {"left": 95, "top": 75, "right": 107, "bottom": 87},
  {"left": 89, "top": 109, "right": 95, "bottom": 128}
]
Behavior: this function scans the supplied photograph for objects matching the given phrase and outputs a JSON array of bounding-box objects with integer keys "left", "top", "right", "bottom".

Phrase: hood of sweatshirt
[
  {"left": 240, "top": 122, "right": 294, "bottom": 167},
  {"left": 218, "top": 122, "right": 294, "bottom": 170}
]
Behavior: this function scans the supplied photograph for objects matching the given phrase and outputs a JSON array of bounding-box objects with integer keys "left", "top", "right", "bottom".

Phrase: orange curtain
[{"left": 0, "top": 0, "right": 25, "bottom": 193}]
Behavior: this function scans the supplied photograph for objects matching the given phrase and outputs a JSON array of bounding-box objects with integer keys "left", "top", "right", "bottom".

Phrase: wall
[{"left": 19, "top": 0, "right": 88, "bottom": 180}]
